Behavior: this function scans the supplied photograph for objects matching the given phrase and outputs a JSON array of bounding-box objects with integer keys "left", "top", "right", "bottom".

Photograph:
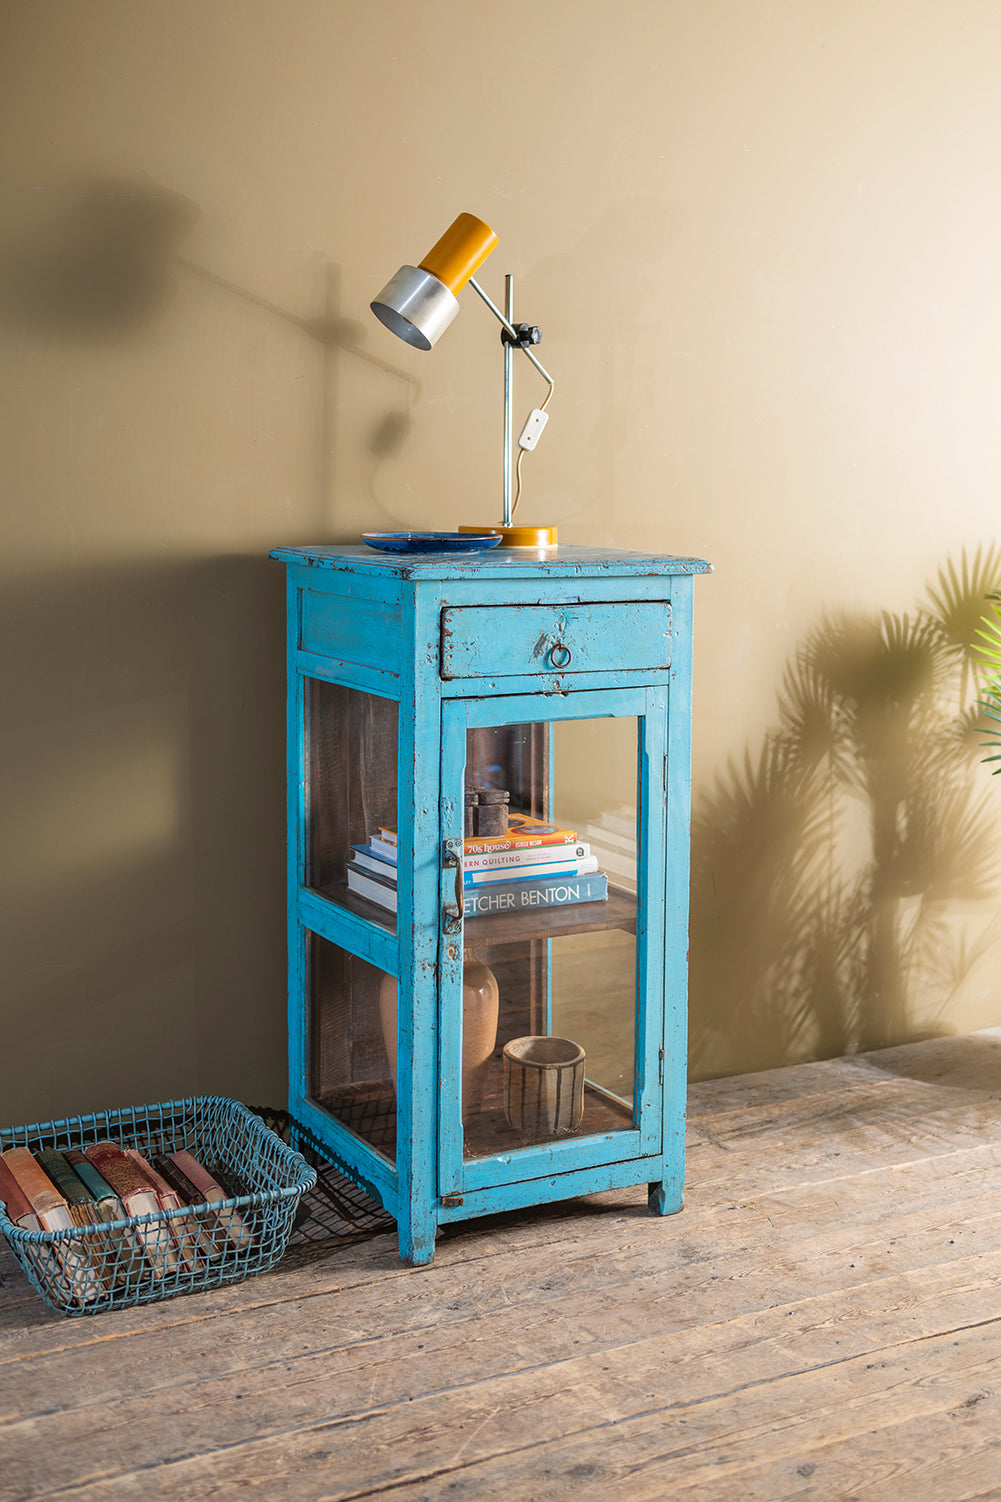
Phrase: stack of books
[
  {"left": 345, "top": 813, "right": 608, "bottom": 917},
  {"left": 0, "top": 1140, "right": 251, "bottom": 1305},
  {"left": 579, "top": 805, "right": 638, "bottom": 892}
]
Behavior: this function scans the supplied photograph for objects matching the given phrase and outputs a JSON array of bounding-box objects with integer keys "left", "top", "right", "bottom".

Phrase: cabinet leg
[
  {"left": 648, "top": 1180, "right": 683, "bottom": 1217},
  {"left": 397, "top": 1210, "right": 438, "bottom": 1267}
]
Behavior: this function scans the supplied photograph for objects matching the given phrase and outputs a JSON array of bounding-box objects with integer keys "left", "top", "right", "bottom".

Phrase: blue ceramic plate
[{"left": 362, "top": 531, "right": 503, "bottom": 553}]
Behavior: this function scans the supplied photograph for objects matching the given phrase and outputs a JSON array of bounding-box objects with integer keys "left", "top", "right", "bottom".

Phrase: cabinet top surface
[{"left": 269, "top": 543, "right": 713, "bottom": 580}]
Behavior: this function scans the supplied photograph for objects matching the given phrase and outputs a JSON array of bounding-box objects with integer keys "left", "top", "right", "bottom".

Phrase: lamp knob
[{"left": 501, "top": 322, "right": 542, "bottom": 348}]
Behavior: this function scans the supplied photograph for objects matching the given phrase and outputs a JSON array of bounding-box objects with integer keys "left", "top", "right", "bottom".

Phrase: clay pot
[
  {"left": 503, "top": 1035, "right": 586, "bottom": 1138},
  {"left": 378, "top": 950, "right": 499, "bottom": 1123}
]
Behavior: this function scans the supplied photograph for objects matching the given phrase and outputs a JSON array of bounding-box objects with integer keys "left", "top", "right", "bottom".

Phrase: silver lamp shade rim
[{"left": 370, "top": 265, "right": 460, "bottom": 351}]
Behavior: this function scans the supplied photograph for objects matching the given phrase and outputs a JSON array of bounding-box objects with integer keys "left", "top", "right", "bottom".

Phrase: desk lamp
[{"left": 371, "top": 212, "right": 557, "bottom": 548}]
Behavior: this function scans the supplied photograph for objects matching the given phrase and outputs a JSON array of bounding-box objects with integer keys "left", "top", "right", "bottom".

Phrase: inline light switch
[{"left": 518, "top": 408, "right": 549, "bottom": 451}]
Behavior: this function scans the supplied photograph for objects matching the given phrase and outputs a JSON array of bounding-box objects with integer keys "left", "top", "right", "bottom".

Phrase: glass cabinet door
[
  {"left": 439, "top": 686, "right": 667, "bottom": 1192},
  {"left": 305, "top": 677, "right": 398, "bottom": 927},
  {"left": 298, "top": 676, "right": 401, "bottom": 1169},
  {"left": 308, "top": 934, "right": 398, "bottom": 1163}
]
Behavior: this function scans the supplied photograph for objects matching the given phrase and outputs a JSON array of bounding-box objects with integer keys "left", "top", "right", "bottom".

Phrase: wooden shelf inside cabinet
[
  {"left": 462, "top": 1079, "right": 634, "bottom": 1159},
  {"left": 308, "top": 881, "right": 396, "bottom": 934},
  {"left": 465, "top": 884, "right": 637, "bottom": 946}
]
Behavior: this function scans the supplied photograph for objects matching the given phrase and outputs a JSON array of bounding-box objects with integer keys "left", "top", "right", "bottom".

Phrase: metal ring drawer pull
[{"left": 549, "top": 641, "right": 572, "bottom": 669}]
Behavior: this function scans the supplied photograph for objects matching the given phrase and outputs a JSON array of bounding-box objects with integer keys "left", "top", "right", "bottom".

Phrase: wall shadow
[
  {"left": 0, "top": 178, "right": 198, "bottom": 338},
  {"left": 0, "top": 555, "right": 291, "bottom": 1123},
  {"left": 0, "top": 174, "right": 427, "bottom": 1121},
  {"left": 0, "top": 175, "right": 418, "bottom": 472},
  {"left": 689, "top": 547, "right": 1001, "bottom": 1081}
]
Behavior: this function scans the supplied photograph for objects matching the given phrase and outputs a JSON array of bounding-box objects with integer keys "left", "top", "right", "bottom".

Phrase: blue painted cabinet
[{"left": 270, "top": 544, "right": 711, "bottom": 1265}]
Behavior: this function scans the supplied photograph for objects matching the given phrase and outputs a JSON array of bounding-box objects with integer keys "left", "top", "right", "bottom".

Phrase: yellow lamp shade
[
  {"left": 418, "top": 213, "right": 498, "bottom": 296},
  {"left": 371, "top": 212, "right": 499, "bottom": 351}
]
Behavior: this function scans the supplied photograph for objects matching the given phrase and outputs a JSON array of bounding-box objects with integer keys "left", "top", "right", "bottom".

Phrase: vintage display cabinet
[{"left": 270, "top": 543, "right": 711, "bottom": 1265}]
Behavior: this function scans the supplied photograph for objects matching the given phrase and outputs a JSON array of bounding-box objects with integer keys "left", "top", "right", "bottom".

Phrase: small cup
[{"left": 503, "top": 1036, "right": 585, "bottom": 1139}]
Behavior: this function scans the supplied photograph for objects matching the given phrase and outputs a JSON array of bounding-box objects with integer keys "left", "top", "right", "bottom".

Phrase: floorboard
[{"left": 4, "top": 1030, "right": 1001, "bottom": 1500}]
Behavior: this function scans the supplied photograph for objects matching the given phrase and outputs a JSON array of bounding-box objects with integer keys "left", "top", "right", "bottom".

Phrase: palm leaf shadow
[{"left": 689, "top": 549, "right": 1001, "bottom": 1080}]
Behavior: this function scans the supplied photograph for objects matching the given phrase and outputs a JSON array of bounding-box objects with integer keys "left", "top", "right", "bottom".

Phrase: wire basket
[{"left": 0, "top": 1096, "right": 317, "bottom": 1317}]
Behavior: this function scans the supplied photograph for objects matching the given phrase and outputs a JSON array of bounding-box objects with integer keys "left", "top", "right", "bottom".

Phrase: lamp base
[{"left": 459, "top": 523, "right": 558, "bottom": 549}]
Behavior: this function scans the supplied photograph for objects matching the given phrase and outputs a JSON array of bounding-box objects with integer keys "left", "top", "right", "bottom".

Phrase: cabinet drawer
[{"left": 440, "top": 601, "right": 671, "bottom": 680}]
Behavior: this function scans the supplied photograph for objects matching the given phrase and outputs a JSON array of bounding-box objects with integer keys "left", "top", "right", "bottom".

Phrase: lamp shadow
[
  {"left": 689, "top": 546, "right": 1001, "bottom": 1081},
  {"left": 0, "top": 174, "right": 417, "bottom": 466}
]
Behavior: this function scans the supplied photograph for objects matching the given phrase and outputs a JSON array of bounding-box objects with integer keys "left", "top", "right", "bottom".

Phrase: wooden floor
[{"left": 6, "top": 1030, "right": 1001, "bottom": 1501}]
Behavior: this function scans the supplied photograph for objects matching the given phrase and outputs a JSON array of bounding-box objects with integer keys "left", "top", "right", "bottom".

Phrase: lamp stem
[
  {"left": 466, "top": 274, "right": 555, "bottom": 544},
  {"left": 503, "top": 275, "right": 514, "bottom": 526}
]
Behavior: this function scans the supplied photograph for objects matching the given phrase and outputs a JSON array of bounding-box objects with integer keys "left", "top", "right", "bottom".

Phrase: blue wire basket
[{"left": 0, "top": 1096, "right": 317, "bottom": 1317}]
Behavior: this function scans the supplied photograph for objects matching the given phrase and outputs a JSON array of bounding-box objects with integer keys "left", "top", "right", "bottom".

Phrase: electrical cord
[{"left": 511, "top": 376, "right": 555, "bottom": 519}]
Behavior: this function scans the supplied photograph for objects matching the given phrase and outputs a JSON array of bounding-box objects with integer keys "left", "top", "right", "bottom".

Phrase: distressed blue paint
[
  {"left": 294, "top": 1096, "right": 398, "bottom": 1208},
  {"left": 430, "top": 574, "right": 690, "bottom": 606},
  {"left": 636, "top": 687, "right": 669, "bottom": 1159},
  {"left": 439, "top": 669, "right": 665, "bottom": 700},
  {"left": 461, "top": 1127, "right": 646, "bottom": 1192},
  {"left": 437, "top": 726, "right": 467, "bottom": 1204},
  {"left": 300, "top": 587, "right": 403, "bottom": 676},
  {"left": 271, "top": 543, "right": 711, "bottom": 1266},
  {"left": 393, "top": 583, "right": 442, "bottom": 1265},
  {"left": 655, "top": 574, "right": 698, "bottom": 1216},
  {"left": 268, "top": 542, "right": 711, "bottom": 580},
  {"left": 285, "top": 574, "right": 308, "bottom": 1132},
  {"left": 444, "top": 684, "right": 665, "bottom": 1205},
  {"left": 293, "top": 648, "right": 400, "bottom": 700},
  {"left": 440, "top": 601, "right": 671, "bottom": 680},
  {"left": 457, "top": 684, "right": 650, "bottom": 730},
  {"left": 437, "top": 1154, "right": 666, "bottom": 1222},
  {"left": 297, "top": 889, "right": 396, "bottom": 976}
]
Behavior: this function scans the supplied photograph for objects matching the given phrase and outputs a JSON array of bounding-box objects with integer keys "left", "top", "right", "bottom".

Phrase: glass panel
[
  {"left": 306, "top": 679, "right": 398, "bottom": 926},
  {"left": 309, "top": 932, "right": 397, "bottom": 1163},
  {"left": 460, "top": 717, "right": 639, "bottom": 1159}
]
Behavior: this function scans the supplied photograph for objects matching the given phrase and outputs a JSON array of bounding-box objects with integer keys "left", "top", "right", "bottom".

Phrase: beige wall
[{"left": 2, "top": 0, "right": 1000, "bottom": 1123}]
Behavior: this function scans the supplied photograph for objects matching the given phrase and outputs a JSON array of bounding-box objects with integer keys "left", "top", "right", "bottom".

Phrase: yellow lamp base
[{"left": 459, "top": 523, "right": 558, "bottom": 549}]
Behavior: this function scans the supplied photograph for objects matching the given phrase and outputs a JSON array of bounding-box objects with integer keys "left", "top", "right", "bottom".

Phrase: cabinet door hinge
[
  {"left": 658, "top": 1047, "right": 665, "bottom": 1086},
  {"left": 440, "top": 1192, "right": 464, "bottom": 1208}
]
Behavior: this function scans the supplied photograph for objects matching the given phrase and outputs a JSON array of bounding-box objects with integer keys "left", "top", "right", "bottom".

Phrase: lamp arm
[{"left": 467, "top": 276, "right": 554, "bottom": 388}]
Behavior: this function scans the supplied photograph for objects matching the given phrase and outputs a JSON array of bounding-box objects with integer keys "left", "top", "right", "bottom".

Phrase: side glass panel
[
  {"left": 460, "top": 717, "right": 639, "bottom": 1160},
  {"left": 306, "top": 678, "right": 398, "bottom": 928},
  {"left": 309, "top": 932, "right": 397, "bottom": 1163}
]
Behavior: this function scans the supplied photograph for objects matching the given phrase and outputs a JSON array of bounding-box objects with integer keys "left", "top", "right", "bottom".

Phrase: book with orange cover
[
  {"left": 1, "top": 1147, "right": 72, "bottom": 1232},
  {"left": 0, "top": 1157, "right": 40, "bottom": 1230},
  {"left": 167, "top": 1149, "right": 252, "bottom": 1250},
  {"left": 466, "top": 813, "right": 579, "bottom": 853},
  {"left": 83, "top": 1142, "right": 179, "bottom": 1278},
  {"left": 0, "top": 1148, "right": 101, "bottom": 1303},
  {"left": 379, "top": 812, "right": 580, "bottom": 857}
]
